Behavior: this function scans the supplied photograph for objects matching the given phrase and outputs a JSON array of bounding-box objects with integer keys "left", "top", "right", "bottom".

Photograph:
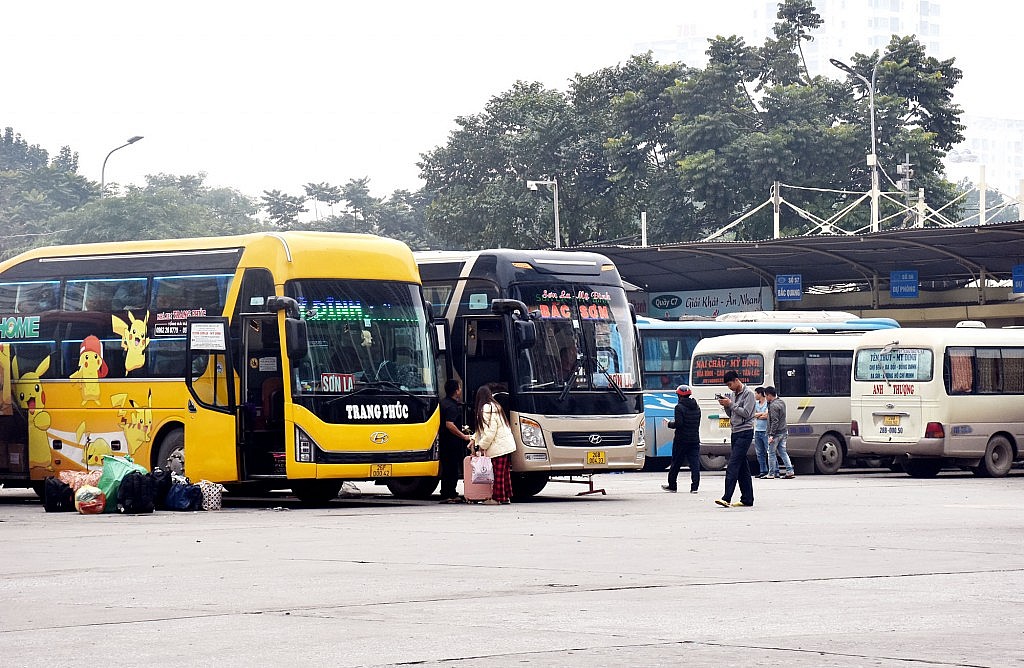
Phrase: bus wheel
[
  {"left": 813, "top": 434, "right": 844, "bottom": 475},
  {"left": 291, "top": 480, "right": 342, "bottom": 505},
  {"left": 155, "top": 428, "right": 185, "bottom": 476},
  {"left": 903, "top": 458, "right": 942, "bottom": 478},
  {"left": 699, "top": 454, "right": 727, "bottom": 471},
  {"left": 511, "top": 473, "right": 548, "bottom": 500},
  {"left": 385, "top": 477, "right": 439, "bottom": 500},
  {"left": 975, "top": 436, "right": 1014, "bottom": 478}
]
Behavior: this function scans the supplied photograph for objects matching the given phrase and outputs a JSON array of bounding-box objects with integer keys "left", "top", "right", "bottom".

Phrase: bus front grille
[{"left": 551, "top": 431, "right": 634, "bottom": 448}]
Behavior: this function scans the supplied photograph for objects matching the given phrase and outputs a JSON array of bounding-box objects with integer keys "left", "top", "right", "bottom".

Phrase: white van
[
  {"left": 690, "top": 333, "right": 867, "bottom": 474},
  {"left": 850, "top": 325, "right": 1024, "bottom": 478}
]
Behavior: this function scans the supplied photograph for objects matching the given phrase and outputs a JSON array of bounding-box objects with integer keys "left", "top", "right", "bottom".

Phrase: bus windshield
[
  {"left": 511, "top": 282, "right": 640, "bottom": 391},
  {"left": 289, "top": 280, "right": 436, "bottom": 395}
]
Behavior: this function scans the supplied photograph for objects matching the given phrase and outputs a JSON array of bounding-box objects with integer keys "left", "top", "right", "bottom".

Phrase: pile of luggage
[{"left": 43, "top": 455, "right": 225, "bottom": 514}]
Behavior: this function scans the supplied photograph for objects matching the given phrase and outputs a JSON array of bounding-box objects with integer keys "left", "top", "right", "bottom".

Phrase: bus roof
[
  {"left": 853, "top": 326, "right": 1024, "bottom": 349},
  {"left": 636, "top": 314, "right": 899, "bottom": 332},
  {"left": 414, "top": 249, "right": 619, "bottom": 277},
  {"left": 0, "top": 232, "right": 420, "bottom": 283},
  {"left": 692, "top": 332, "right": 871, "bottom": 355}
]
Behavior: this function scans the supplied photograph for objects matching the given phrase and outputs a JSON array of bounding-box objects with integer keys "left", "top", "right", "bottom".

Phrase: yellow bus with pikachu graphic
[{"left": 0, "top": 232, "right": 439, "bottom": 503}]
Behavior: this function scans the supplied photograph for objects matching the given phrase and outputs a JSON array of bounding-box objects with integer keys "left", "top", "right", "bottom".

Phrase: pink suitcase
[{"left": 463, "top": 455, "right": 493, "bottom": 502}]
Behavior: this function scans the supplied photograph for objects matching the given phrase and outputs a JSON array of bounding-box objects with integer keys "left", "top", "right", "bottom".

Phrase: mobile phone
[{"left": 714, "top": 393, "right": 725, "bottom": 399}]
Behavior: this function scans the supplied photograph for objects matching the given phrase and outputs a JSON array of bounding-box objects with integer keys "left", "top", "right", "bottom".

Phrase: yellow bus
[{"left": 0, "top": 232, "right": 439, "bottom": 503}]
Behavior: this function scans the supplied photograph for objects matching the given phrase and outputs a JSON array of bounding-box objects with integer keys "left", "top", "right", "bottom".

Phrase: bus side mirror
[
  {"left": 284, "top": 317, "right": 308, "bottom": 360},
  {"left": 514, "top": 318, "right": 536, "bottom": 349}
]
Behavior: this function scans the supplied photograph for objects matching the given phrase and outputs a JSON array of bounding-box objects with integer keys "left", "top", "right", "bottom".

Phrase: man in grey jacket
[
  {"left": 714, "top": 370, "right": 756, "bottom": 507},
  {"left": 765, "top": 386, "right": 795, "bottom": 479}
]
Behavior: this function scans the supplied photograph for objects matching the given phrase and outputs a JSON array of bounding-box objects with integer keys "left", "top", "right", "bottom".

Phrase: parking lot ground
[{"left": 1, "top": 469, "right": 1022, "bottom": 667}]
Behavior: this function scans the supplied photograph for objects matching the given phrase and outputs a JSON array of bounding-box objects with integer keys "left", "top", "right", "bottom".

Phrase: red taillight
[
  {"left": 851, "top": 420, "right": 859, "bottom": 436},
  {"left": 925, "top": 422, "right": 945, "bottom": 439}
]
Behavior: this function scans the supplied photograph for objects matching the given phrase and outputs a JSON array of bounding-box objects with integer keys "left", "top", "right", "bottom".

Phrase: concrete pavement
[{"left": 1, "top": 469, "right": 1021, "bottom": 667}]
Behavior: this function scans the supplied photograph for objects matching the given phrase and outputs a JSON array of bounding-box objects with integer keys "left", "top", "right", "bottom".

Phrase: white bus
[
  {"left": 637, "top": 312, "right": 898, "bottom": 469},
  {"left": 850, "top": 324, "right": 1024, "bottom": 478},
  {"left": 689, "top": 332, "right": 868, "bottom": 474}
]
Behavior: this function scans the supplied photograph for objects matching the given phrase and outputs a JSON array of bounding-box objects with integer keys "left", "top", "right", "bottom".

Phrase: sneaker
[
  {"left": 714, "top": 499, "right": 730, "bottom": 507},
  {"left": 731, "top": 501, "right": 754, "bottom": 507},
  {"left": 690, "top": 489, "right": 698, "bottom": 494},
  {"left": 783, "top": 472, "right": 796, "bottom": 479},
  {"left": 755, "top": 473, "right": 768, "bottom": 479},
  {"left": 661, "top": 485, "right": 677, "bottom": 493}
]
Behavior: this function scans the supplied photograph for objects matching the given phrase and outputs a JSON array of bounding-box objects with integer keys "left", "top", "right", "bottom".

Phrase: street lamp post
[
  {"left": 830, "top": 57, "right": 885, "bottom": 232},
  {"left": 526, "top": 177, "right": 561, "bottom": 248},
  {"left": 100, "top": 135, "right": 144, "bottom": 194}
]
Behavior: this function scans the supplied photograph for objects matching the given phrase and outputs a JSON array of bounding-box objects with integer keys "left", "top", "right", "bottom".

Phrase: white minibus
[
  {"left": 850, "top": 324, "right": 1024, "bottom": 478},
  {"left": 690, "top": 332, "right": 867, "bottom": 474}
]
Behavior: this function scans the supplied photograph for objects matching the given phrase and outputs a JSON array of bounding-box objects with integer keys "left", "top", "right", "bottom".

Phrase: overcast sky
[{"left": 5, "top": 1, "right": 1020, "bottom": 200}]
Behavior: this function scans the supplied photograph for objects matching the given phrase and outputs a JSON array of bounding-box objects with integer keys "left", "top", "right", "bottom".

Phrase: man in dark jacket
[
  {"left": 662, "top": 384, "right": 702, "bottom": 493},
  {"left": 438, "top": 379, "right": 473, "bottom": 503}
]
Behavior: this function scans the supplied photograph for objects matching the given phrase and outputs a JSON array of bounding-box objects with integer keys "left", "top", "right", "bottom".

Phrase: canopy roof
[{"left": 578, "top": 221, "right": 1024, "bottom": 293}]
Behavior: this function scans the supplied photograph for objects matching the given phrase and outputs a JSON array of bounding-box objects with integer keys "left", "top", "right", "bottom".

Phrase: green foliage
[
  {"left": 417, "top": 1, "right": 964, "bottom": 244},
  {"left": 48, "top": 173, "right": 261, "bottom": 245}
]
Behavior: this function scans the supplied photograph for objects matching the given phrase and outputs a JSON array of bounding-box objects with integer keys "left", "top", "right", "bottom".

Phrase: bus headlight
[
  {"left": 519, "top": 417, "right": 546, "bottom": 448},
  {"left": 637, "top": 423, "right": 646, "bottom": 448}
]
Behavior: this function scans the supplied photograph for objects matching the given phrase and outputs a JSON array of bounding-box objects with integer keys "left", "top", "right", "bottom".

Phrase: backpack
[
  {"left": 165, "top": 482, "right": 204, "bottom": 511},
  {"left": 150, "top": 468, "right": 173, "bottom": 509},
  {"left": 43, "top": 476, "right": 75, "bottom": 512},
  {"left": 117, "top": 471, "right": 156, "bottom": 514},
  {"left": 97, "top": 455, "right": 147, "bottom": 512}
]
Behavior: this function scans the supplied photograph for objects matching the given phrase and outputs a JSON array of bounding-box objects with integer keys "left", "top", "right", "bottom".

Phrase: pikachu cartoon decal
[
  {"left": 112, "top": 311, "right": 150, "bottom": 373},
  {"left": 0, "top": 343, "right": 12, "bottom": 416},
  {"left": 12, "top": 355, "right": 54, "bottom": 475},
  {"left": 69, "top": 335, "right": 108, "bottom": 405},
  {"left": 112, "top": 389, "right": 154, "bottom": 457}
]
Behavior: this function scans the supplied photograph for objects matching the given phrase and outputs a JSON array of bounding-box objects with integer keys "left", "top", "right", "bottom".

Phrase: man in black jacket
[{"left": 662, "top": 384, "right": 702, "bottom": 493}]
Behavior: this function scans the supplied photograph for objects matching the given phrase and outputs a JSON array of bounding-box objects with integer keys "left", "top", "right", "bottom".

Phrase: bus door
[
  {"left": 184, "top": 317, "right": 239, "bottom": 483},
  {"left": 462, "top": 316, "right": 511, "bottom": 418},
  {"left": 238, "top": 314, "right": 286, "bottom": 478}
]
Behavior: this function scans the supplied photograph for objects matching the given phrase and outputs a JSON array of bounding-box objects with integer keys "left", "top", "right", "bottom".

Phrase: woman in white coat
[{"left": 472, "top": 384, "right": 516, "bottom": 504}]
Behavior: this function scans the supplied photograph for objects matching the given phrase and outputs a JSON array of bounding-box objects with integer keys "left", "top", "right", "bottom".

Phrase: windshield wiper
[
  {"left": 591, "top": 357, "right": 627, "bottom": 401},
  {"left": 878, "top": 341, "right": 898, "bottom": 386},
  {"left": 558, "top": 358, "right": 582, "bottom": 403}
]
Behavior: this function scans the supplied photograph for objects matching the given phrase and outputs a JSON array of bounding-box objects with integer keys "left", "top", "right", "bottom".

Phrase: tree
[
  {"left": 417, "top": 1, "right": 964, "bottom": 245},
  {"left": 0, "top": 127, "right": 96, "bottom": 259},
  {"left": 260, "top": 189, "right": 307, "bottom": 229},
  {"left": 49, "top": 173, "right": 261, "bottom": 245}
]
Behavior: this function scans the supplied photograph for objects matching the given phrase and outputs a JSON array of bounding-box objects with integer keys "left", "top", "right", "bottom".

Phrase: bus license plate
[
  {"left": 587, "top": 451, "right": 606, "bottom": 465},
  {"left": 369, "top": 464, "right": 392, "bottom": 477},
  {"left": 718, "top": 418, "right": 730, "bottom": 429},
  {"left": 883, "top": 415, "right": 901, "bottom": 426}
]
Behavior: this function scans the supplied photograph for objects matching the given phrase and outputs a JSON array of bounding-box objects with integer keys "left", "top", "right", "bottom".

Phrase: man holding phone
[{"left": 714, "top": 370, "right": 756, "bottom": 508}]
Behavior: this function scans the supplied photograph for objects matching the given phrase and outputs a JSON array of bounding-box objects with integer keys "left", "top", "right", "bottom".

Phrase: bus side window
[
  {"left": 1004, "top": 348, "right": 1024, "bottom": 393},
  {"left": 10, "top": 343, "right": 56, "bottom": 380},
  {"left": 947, "top": 347, "right": 974, "bottom": 394}
]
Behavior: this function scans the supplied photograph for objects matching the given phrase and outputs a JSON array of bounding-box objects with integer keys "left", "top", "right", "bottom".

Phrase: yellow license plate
[
  {"left": 369, "top": 463, "right": 392, "bottom": 477},
  {"left": 883, "top": 415, "right": 900, "bottom": 426},
  {"left": 718, "top": 418, "right": 730, "bottom": 429},
  {"left": 586, "top": 451, "right": 607, "bottom": 465}
]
